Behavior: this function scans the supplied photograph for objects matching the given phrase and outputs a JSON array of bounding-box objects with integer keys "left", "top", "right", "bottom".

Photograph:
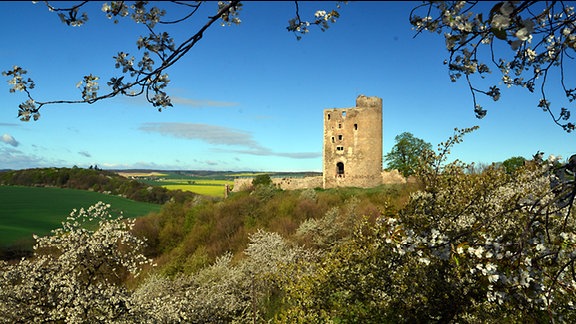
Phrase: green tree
[
  {"left": 384, "top": 132, "right": 432, "bottom": 177},
  {"left": 501, "top": 156, "right": 526, "bottom": 174},
  {"left": 252, "top": 173, "right": 272, "bottom": 187}
]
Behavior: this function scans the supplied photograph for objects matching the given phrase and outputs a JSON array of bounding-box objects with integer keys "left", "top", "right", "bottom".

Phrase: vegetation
[
  {"left": 384, "top": 132, "right": 432, "bottom": 177},
  {"left": 0, "top": 202, "right": 152, "bottom": 322},
  {"left": 502, "top": 155, "right": 527, "bottom": 174},
  {"left": 0, "top": 186, "right": 161, "bottom": 257},
  {"left": 252, "top": 173, "right": 272, "bottom": 187},
  {"left": 410, "top": 1, "right": 576, "bottom": 131},
  {"left": 1, "top": 128, "right": 574, "bottom": 322},
  {"left": 162, "top": 184, "right": 228, "bottom": 198},
  {"left": 0, "top": 167, "right": 196, "bottom": 204}
]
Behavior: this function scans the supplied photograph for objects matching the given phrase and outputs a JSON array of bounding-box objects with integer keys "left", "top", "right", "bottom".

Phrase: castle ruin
[
  {"left": 323, "top": 95, "right": 383, "bottom": 189},
  {"left": 232, "top": 95, "right": 404, "bottom": 192}
]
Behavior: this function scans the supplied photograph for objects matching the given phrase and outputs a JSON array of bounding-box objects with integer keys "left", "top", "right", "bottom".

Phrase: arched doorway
[{"left": 336, "top": 162, "right": 345, "bottom": 177}]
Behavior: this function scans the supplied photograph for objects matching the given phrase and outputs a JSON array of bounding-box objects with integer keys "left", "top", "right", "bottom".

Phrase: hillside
[
  {"left": 0, "top": 167, "right": 196, "bottom": 204},
  {"left": 0, "top": 186, "right": 162, "bottom": 256},
  {"left": 130, "top": 183, "right": 417, "bottom": 277}
]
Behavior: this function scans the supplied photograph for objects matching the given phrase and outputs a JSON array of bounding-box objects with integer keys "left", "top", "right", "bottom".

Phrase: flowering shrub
[
  {"left": 278, "top": 127, "right": 576, "bottom": 322},
  {"left": 1, "top": 128, "right": 574, "bottom": 322},
  {"left": 130, "top": 229, "right": 317, "bottom": 323},
  {"left": 0, "top": 202, "right": 152, "bottom": 323}
]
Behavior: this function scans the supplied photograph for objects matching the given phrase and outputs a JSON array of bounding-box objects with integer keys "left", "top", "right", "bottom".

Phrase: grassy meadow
[{"left": 0, "top": 186, "right": 162, "bottom": 247}]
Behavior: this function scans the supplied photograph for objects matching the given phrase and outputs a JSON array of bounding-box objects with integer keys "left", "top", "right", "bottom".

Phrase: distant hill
[{"left": 113, "top": 169, "right": 323, "bottom": 180}]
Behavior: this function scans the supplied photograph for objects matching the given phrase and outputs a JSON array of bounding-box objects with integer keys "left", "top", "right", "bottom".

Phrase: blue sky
[{"left": 1, "top": 1, "right": 574, "bottom": 172}]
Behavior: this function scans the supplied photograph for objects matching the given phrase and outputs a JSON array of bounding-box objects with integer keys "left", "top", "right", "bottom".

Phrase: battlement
[{"left": 355, "top": 95, "right": 382, "bottom": 109}]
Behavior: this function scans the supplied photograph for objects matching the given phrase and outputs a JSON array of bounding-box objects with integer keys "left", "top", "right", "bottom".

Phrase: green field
[{"left": 0, "top": 186, "right": 162, "bottom": 247}]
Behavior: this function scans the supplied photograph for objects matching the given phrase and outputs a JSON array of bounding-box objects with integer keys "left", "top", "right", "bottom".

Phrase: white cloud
[
  {"left": 1, "top": 134, "right": 19, "bottom": 147},
  {"left": 0, "top": 147, "right": 42, "bottom": 169},
  {"left": 170, "top": 96, "right": 239, "bottom": 108},
  {"left": 139, "top": 122, "right": 321, "bottom": 160},
  {"left": 139, "top": 122, "right": 265, "bottom": 149}
]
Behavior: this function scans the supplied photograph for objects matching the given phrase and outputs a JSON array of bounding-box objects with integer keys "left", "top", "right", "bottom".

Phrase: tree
[
  {"left": 384, "top": 132, "right": 432, "bottom": 177},
  {"left": 501, "top": 155, "right": 527, "bottom": 174},
  {"left": 410, "top": 1, "right": 576, "bottom": 132},
  {"left": 252, "top": 173, "right": 272, "bottom": 187}
]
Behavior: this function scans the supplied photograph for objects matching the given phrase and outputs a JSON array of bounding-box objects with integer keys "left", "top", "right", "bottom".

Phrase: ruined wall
[
  {"left": 381, "top": 170, "right": 406, "bottom": 184},
  {"left": 231, "top": 176, "right": 323, "bottom": 192},
  {"left": 323, "top": 95, "right": 383, "bottom": 189},
  {"left": 272, "top": 176, "right": 323, "bottom": 190}
]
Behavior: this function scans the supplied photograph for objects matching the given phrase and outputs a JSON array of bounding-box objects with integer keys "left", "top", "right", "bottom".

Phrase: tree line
[{"left": 0, "top": 167, "right": 196, "bottom": 204}]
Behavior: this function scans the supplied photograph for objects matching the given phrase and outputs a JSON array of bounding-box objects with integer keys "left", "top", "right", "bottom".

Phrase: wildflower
[
  {"left": 314, "top": 10, "right": 326, "bottom": 18},
  {"left": 491, "top": 14, "right": 510, "bottom": 29}
]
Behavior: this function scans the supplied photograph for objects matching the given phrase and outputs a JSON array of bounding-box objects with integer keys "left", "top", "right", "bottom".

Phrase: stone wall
[
  {"left": 381, "top": 170, "right": 406, "bottom": 184},
  {"left": 232, "top": 172, "right": 405, "bottom": 193},
  {"left": 231, "top": 176, "right": 323, "bottom": 192}
]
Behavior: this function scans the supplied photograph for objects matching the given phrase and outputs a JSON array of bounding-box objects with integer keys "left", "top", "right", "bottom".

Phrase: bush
[
  {"left": 277, "top": 127, "right": 576, "bottom": 322},
  {"left": 252, "top": 174, "right": 272, "bottom": 187}
]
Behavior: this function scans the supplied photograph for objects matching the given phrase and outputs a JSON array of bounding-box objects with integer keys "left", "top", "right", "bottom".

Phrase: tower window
[
  {"left": 342, "top": 111, "right": 347, "bottom": 117},
  {"left": 327, "top": 113, "right": 331, "bottom": 120},
  {"left": 336, "top": 146, "right": 344, "bottom": 151},
  {"left": 338, "top": 135, "right": 343, "bottom": 141},
  {"left": 336, "top": 162, "right": 345, "bottom": 177},
  {"left": 331, "top": 136, "right": 335, "bottom": 143},
  {"left": 338, "top": 123, "right": 342, "bottom": 129},
  {"left": 354, "top": 123, "right": 358, "bottom": 130}
]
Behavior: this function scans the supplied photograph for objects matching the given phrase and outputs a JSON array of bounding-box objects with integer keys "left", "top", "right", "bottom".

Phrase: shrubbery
[{"left": 1, "top": 128, "right": 574, "bottom": 322}]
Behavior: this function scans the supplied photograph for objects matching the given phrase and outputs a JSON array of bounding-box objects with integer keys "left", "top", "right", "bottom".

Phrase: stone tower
[{"left": 322, "top": 95, "right": 383, "bottom": 189}]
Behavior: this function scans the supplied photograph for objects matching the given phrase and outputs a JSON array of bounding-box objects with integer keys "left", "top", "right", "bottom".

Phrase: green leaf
[{"left": 491, "top": 27, "right": 507, "bottom": 40}]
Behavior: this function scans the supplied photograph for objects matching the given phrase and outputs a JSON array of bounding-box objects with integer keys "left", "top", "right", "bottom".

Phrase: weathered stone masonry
[
  {"left": 232, "top": 95, "right": 405, "bottom": 192},
  {"left": 323, "top": 95, "right": 383, "bottom": 189}
]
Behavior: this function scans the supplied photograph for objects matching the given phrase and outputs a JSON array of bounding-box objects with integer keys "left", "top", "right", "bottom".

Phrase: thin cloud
[
  {"left": 0, "top": 123, "right": 19, "bottom": 127},
  {"left": 170, "top": 96, "right": 239, "bottom": 108},
  {"left": 139, "top": 122, "right": 265, "bottom": 149},
  {"left": 140, "top": 122, "right": 321, "bottom": 160},
  {"left": 78, "top": 151, "right": 91, "bottom": 158},
  {"left": 1, "top": 134, "right": 19, "bottom": 147},
  {"left": 0, "top": 147, "right": 45, "bottom": 169},
  {"left": 230, "top": 149, "right": 321, "bottom": 159}
]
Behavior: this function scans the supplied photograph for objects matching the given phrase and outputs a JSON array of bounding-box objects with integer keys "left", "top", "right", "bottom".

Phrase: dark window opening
[
  {"left": 338, "top": 123, "right": 342, "bottom": 129},
  {"left": 331, "top": 136, "right": 335, "bottom": 143},
  {"left": 354, "top": 123, "right": 358, "bottom": 130},
  {"left": 327, "top": 113, "right": 331, "bottom": 120},
  {"left": 338, "top": 135, "right": 343, "bottom": 141},
  {"left": 336, "top": 162, "right": 345, "bottom": 177},
  {"left": 336, "top": 146, "right": 344, "bottom": 151}
]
